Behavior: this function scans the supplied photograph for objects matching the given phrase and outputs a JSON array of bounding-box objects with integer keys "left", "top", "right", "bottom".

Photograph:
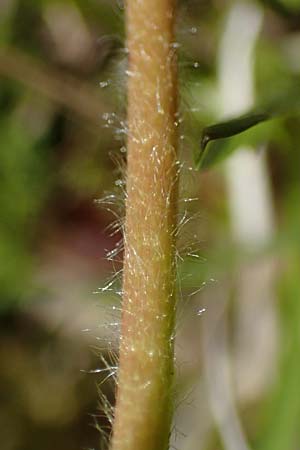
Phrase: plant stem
[{"left": 110, "top": 1, "right": 178, "bottom": 450}]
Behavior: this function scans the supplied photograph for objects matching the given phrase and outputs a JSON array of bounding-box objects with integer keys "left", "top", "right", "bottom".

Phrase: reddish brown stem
[{"left": 110, "top": 1, "right": 178, "bottom": 450}]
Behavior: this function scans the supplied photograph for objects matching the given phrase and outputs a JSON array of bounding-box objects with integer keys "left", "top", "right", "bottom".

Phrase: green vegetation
[{"left": 0, "top": 1, "right": 300, "bottom": 450}]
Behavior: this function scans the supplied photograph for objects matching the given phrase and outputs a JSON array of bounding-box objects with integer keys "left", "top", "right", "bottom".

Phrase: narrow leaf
[
  {"left": 200, "top": 112, "right": 270, "bottom": 152},
  {"left": 196, "top": 112, "right": 270, "bottom": 170},
  {"left": 195, "top": 78, "right": 300, "bottom": 170}
]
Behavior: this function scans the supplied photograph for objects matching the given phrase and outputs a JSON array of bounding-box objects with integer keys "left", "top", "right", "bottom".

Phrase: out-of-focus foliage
[
  {"left": 0, "top": 109, "right": 50, "bottom": 307},
  {"left": 1, "top": 1, "right": 300, "bottom": 450}
]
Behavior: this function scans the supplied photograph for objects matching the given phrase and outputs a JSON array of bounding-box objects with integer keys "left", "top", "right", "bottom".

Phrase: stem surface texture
[{"left": 110, "top": 1, "right": 178, "bottom": 449}]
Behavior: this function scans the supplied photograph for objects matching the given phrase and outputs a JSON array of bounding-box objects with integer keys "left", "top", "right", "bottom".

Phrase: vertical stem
[{"left": 110, "top": 1, "right": 178, "bottom": 450}]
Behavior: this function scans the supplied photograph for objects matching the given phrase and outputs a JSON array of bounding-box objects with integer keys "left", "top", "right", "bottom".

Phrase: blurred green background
[{"left": 0, "top": 1, "right": 300, "bottom": 449}]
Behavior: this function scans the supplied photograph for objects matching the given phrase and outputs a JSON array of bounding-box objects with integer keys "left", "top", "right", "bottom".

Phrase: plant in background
[{"left": 1, "top": 1, "right": 300, "bottom": 450}]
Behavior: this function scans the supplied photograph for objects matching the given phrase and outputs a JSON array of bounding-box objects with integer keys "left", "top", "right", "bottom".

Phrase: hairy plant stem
[{"left": 110, "top": 1, "right": 178, "bottom": 450}]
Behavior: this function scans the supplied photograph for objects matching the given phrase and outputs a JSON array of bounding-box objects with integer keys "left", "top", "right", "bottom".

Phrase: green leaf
[
  {"left": 196, "top": 112, "right": 270, "bottom": 170},
  {"left": 200, "top": 112, "right": 270, "bottom": 151},
  {"left": 195, "top": 80, "right": 300, "bottom": 170}
]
